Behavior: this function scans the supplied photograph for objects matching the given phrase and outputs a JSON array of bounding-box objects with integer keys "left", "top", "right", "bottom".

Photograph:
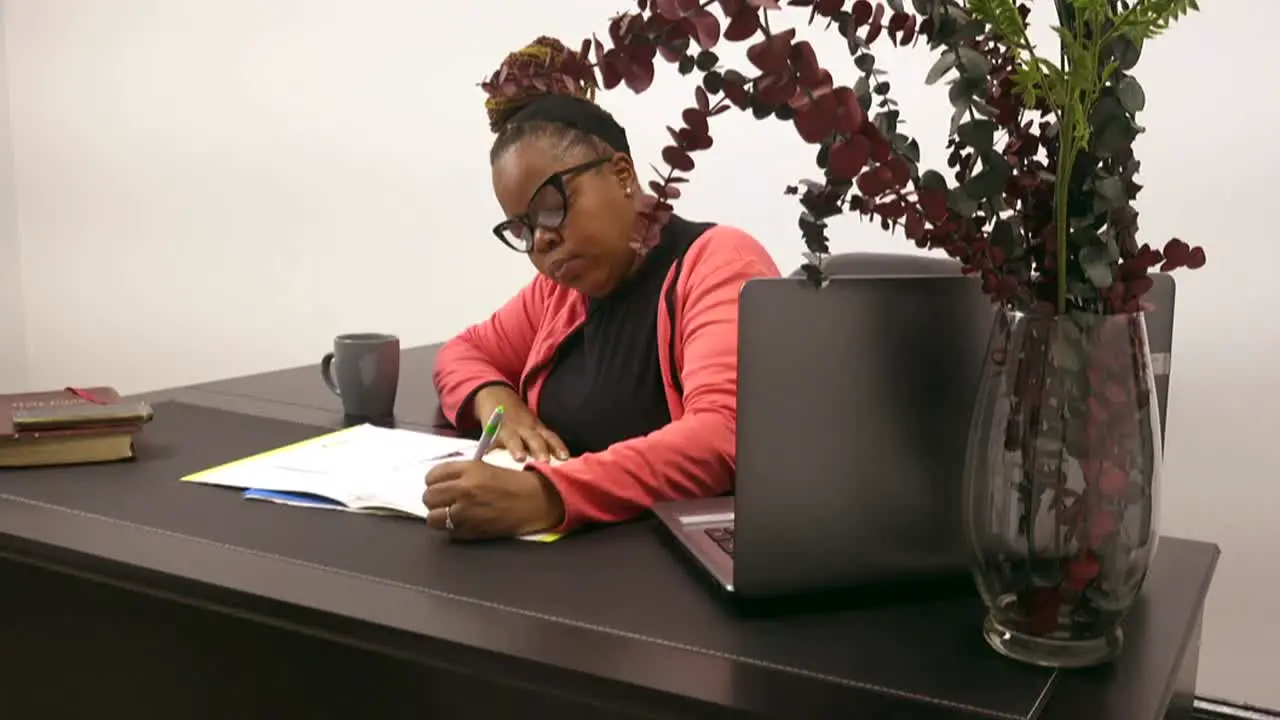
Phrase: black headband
[{"left": 507, "top": 93, "right": 631, "bottom": 155}]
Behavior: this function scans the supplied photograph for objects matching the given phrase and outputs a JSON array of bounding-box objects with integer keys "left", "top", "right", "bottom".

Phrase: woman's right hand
[{"left": 473, "top": 385, "right": 569, "bottom": 462}]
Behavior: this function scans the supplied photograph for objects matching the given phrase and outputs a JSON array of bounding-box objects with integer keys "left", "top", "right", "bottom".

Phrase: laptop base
[{"left": 651, "top": 497, "right": 734, "bottom": 593}]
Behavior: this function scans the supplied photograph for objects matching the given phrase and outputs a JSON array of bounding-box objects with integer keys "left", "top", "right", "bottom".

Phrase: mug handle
[{"left": 320, "top": 352, "right": 341, "bottom": 396}]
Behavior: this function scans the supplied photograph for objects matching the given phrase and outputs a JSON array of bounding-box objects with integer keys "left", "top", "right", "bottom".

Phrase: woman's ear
[{"left": 609, "top": 153, "right": 637, "bottom": 194}]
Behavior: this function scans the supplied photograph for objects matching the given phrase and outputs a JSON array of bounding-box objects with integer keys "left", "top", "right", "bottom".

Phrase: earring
[{"left": 624, "top": 187, "right": 633, "bottom": 198}]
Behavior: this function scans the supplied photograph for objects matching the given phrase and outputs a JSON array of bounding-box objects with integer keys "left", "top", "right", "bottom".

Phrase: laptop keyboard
[{"left": 704, "top": 527, "right": 735, "bottom": 556}]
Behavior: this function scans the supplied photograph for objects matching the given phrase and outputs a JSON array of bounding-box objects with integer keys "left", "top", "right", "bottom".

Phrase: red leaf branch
[{"left": 485, "top": 0, "right": 1204, "bottom": 312}]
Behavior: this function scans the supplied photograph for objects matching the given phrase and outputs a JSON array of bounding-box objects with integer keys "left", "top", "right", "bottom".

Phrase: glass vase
[{"left": 962, "top": 306, "right": 1162, "bottom": 668}]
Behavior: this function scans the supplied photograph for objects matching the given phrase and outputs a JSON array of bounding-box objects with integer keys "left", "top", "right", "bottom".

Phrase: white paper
[
  {"left": 263, "top": 424, "right": 474, "bottom": 478},
  {"left": 183, "top": 424, "right": 476, "bottom": 510},
  {"left": 183, "top": 426, "right": 568, "bottom": 541}
]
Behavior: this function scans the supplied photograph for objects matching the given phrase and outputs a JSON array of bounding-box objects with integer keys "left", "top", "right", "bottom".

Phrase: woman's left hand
[{"left": 423, "top": 460, "right": 564, "bottom": 540}]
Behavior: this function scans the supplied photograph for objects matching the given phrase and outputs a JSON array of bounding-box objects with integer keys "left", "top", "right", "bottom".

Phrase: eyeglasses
[{"left": 492, "top": 157, "right": 611, "bottom": 253}]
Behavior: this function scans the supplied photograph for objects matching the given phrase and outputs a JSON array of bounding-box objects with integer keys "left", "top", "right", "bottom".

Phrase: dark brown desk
[
  {"left": 0, "top": 358, "right": 1218, "bottom": 720},
  {"left": 185, "top": 344, "right": 449, "bottom": 429}
]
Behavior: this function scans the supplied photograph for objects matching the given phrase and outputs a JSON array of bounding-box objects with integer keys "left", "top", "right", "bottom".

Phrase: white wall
[
  {"left": 2, "top": 0, "right": 1276, "bottom": 707},
  {"left": 0, "top": 2, "right": 24, "bottom": 393}
]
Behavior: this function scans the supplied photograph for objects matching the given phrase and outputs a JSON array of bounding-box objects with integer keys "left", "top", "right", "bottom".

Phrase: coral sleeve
[{"left": 432, "top": 277, "right": 547, "bottom": 432}]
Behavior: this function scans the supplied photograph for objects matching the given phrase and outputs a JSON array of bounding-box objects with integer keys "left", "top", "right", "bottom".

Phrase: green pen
[{"left": 473, "top": 405, "right": 505, "bottom": 460}]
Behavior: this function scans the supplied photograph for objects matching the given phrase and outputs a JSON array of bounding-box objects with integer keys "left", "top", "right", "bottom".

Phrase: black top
[{"left": 537, "top": 215, "right": 711, "bottom": 456}]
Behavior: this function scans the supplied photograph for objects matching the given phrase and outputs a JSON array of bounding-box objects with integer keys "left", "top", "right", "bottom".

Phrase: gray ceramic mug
[{"left": 320, "top": 333, "right": 400, "bottom": 419}]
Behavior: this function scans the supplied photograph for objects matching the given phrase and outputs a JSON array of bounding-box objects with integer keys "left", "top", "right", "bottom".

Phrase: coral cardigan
[{"left": 433, "top": 224, "right": 781, "bottom": 533}]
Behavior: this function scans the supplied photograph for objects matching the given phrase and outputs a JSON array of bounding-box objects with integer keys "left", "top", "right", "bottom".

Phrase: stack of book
[{"left": 0, "top": 387, "right": 152, "bottom": 467}]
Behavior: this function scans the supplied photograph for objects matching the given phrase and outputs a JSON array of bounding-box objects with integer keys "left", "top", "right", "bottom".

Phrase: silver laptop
[{"left": 653, "top": 273, "right": 995, "bottom": 598}]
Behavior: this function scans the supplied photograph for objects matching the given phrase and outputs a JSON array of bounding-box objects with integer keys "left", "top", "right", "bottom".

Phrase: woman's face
[{"left": 491, "top": 136, "right": 639, "bottom": 297}]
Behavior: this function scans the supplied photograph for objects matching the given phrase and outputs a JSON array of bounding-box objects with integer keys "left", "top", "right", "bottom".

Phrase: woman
[{"left": 424, "top": 37, "right": 781, "bottom": 540}]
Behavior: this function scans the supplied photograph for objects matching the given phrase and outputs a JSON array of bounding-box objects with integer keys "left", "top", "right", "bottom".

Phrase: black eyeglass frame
[{"left": 491, "top": 157, "right": 612, "bottom": 253}]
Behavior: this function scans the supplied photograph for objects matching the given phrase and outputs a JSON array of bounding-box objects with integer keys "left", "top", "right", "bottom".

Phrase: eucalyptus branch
[
  {"left": 527, "top": 0, "right": 1207, "bottom": 314},
  {"left": 962, "top": 0, "right": 1198, "bottom": 312}
]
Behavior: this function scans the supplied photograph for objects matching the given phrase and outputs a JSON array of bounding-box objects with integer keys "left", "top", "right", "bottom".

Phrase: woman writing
[{"left": 425, "top": 37, "right": 781, "bottom": 540}]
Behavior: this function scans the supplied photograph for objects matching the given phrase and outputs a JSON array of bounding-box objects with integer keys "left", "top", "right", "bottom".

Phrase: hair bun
[{"left": 481, "top": 36, "right": 598, "bottom": 133}]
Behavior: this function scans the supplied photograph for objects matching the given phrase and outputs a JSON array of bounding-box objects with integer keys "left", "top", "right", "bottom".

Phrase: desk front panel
[{"left": 0, "top": 557, "right": 662, "bottom": 720}]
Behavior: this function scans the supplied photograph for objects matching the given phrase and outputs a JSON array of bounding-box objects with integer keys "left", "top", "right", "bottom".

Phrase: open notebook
[{"left": 181, "top": 423, "right": 565, "bottom": 542}]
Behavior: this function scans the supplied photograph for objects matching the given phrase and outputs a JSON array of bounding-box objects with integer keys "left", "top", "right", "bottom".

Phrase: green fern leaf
[
  {"left": 1114, "top": 0, "right": 1201, "bottom": 41},
  {"left": 966, "top": 0, "right": 1025, "bottom": 43}
]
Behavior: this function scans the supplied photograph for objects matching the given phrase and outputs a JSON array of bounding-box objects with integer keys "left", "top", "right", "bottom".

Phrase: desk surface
[
  {"left": 0, "top": 360, "right": 1219, "bottom": 719},
  {"left": 186, "top": 344, "right": 448, "bottom": 429}
]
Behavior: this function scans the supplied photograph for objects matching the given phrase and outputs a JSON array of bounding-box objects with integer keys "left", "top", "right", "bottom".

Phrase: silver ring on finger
[{"left": 445, "top": 504, "right": 455, "bottom": 531}]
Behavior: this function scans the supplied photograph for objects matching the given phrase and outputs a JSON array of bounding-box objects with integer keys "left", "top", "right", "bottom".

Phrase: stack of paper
[{"left": 181, "top": 424, "right": 563, "bottom": 542}]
